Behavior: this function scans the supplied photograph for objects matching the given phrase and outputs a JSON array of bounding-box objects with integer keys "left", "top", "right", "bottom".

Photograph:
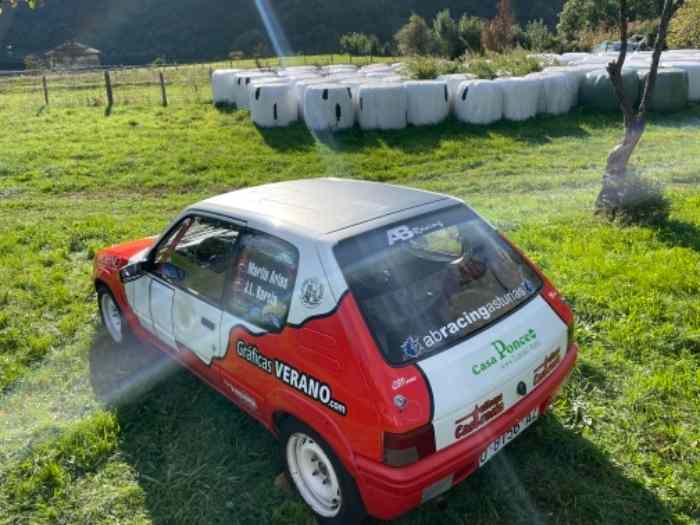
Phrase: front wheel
[
  {"left": 280, "top": 419, "right": 367, "bottom": 525},
  {"left": 97, "top": 285, "right": 128, "bottom": 345}
]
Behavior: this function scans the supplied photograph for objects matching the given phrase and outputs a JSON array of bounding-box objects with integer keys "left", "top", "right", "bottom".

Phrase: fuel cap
[{"left": 517, "top": 381, "right": 528, "bottom": 396}]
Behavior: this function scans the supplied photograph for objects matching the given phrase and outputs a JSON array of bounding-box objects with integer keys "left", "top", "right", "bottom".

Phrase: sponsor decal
[
  {"left": 400, "top": 336, "right": 424, "bottom": 360},
  {"left": 223, "top": 380, "right": 258, "bottom": 411},
  {"left": 387, "top": 221, "right": 445, "bottom": 246},
  {"left": 533, "top": 349, "right": 562, "bottom": 386},
  {"left": 392, "top": 376, "right": 418, "bottom": 391},
  {"left": 300, "top": 278, "right": 324, "bottom": 309},
  {"left": 236, "top": 340, "right": 273, "bottom": 374},
  {"left": 454, "top": 393, "right": 505, "bottom": 440},
  {"left": 236, "top": 340, "right": 347, "bottom": 416},
  {"left": 472, "top": 328, "right": 539, "bottom": 376},
  {"left": 417, "top": 283, "right": 531, "bottom": 352}
]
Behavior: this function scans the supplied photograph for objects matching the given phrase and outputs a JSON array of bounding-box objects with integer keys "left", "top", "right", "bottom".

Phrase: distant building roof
[{"left": 45, "top": 41, "right": 101, "bottom": 57}]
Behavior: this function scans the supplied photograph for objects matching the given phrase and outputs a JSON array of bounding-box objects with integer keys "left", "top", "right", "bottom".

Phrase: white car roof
[{"left": 192, "top": 178, "right": 452, "bottom": 237}]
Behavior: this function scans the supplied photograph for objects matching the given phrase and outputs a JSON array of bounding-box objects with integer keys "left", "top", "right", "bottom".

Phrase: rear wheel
[
  {"left": 280, "top": 419, "right": 367, "bottom": 525},
  {"left": 98, "top": 286, "right": 127, "bottom": 345}
]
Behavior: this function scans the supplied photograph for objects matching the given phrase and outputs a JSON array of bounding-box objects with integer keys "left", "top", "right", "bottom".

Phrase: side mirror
[{"left": 120, "top": 262, "right": 146, "bottom": 283}]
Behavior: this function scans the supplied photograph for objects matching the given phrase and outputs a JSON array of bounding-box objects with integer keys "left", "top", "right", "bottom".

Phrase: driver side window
[{"left": 154, "top": 216, "right": 241, "bottom": 304}]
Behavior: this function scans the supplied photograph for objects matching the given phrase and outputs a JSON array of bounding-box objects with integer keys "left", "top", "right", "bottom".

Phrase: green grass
[{"left": 0, "top": 92, "right": 699, "bottom": 524}]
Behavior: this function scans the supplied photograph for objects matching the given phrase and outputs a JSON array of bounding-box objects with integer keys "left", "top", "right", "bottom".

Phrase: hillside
[{"left": 0, "top": 0, "right": 564, "bottom": 67}]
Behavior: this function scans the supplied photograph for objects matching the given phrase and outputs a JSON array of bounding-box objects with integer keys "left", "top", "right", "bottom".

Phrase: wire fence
[{"left": 0, "top": 55, "right": 393, "bottom": 112}]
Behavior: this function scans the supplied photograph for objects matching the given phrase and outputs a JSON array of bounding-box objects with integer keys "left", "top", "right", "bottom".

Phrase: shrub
[
  {"left": 669, "top": 0, "right": 700, "bottom": 48},
  {"left": 404, "top": 55, "right": 466, "bottom": 79},
  {"left": 598, "top": 175, "right": 671, "bottom": 226},
  {"left": 465, "top": 50, "right": 543, "bottom": 79},
  {"left": 482, "top": 0, "right": 515, "bottom": 52},
  {"left": 433, "top": 9, "right": 463, "bottom": 59},
  {"left": 339, "top": 32, "right": 381, "bottom": 56}
]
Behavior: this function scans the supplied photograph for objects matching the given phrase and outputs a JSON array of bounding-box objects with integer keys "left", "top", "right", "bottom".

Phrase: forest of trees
[{"left": 0, "top": 0, "right": 564, "bottom": 68}]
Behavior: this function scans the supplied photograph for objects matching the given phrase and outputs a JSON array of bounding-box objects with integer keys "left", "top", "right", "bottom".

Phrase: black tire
[
  {"left": 279, "top": 418, "right": 368, "bottom": 525},
  {"left": 97, "top": 284, "right": 131, "bottom": 346}
]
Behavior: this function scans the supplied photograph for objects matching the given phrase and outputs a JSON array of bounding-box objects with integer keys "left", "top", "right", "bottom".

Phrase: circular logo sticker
[{"left": 300, "top": 278, "right": 324, "bottom": 309}]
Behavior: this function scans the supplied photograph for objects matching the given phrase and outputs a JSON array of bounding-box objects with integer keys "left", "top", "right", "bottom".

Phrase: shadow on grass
[
  {"left": 652, "top": 218, "right": 700, "bottom": 254},
  {"left": 89, "top": 338, "right": 679, "bottom": 525}
]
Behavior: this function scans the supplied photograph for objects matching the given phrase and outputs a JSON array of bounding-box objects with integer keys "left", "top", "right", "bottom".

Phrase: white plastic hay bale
[
  {"left": 294, "top": 78, "right": 329, "bottom": 119},
  {"left": 403, "top": 80, "right": 449, "bottom": 126},
  {"left": 279, "top": 66, "right": 319, "bottom": 77},
  {"left": 235, "top": 72, "right": 278, "bottom": 109},
  {"left": 339, "top": 79, "right": 366, "bottom": 116},
  {"left": 454, "top": 80, "right": 503, "bottom": 125},
  {"left": 325, "top": 64, "right": 358, "bottom": 74},
  {"left": 357, "top": 83, "right": 407, "bottom": 130},
  {"left": 380, "top": 75, "right": 406, "bottom": 83},
  {"left": 249, "top": 83, "right": 297, "bottom": 128},
  {"left": 438, "top": 73, "right": 476, "bottom": 109},
  {"left": 494, "top": 77, "right": 542, "bottom": 121},
  {"left": 303, "top": 84, "right": 355, "bottom": 131},
  {"left": 247, "top": 78, "right": 291, "bottom": 106},
  {"left": 558, "top": 53, "right": 592, "bottom": 65},
  {"left": 530, "top": 72, "right": 579, "bottom": 115},
  {"left": 211, "top": 69, "right": 241, "bottom": 105},
  {"left": 663, "top": 62, "right": 700, "bottom": 101}
]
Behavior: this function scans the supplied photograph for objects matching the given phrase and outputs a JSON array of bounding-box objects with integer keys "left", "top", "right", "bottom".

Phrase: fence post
[
  {"left": 104, "top": 70, "right": 114, "bottom": 115},
  {"left": 42, "top": 76, "right": 49, "bottom": 105},
  {"left": 159, "top": 71, "right": 168, "bottom": 107}
]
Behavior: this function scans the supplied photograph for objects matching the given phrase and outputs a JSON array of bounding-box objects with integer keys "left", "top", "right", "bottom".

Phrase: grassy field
[{"left": 0, "top": 91, "right": 699, "bottom": 524}]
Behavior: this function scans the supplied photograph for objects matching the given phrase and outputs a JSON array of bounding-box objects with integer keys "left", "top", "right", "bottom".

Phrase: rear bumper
[{"left": 355, "top": 343, "right": 578, "bottom": 521}]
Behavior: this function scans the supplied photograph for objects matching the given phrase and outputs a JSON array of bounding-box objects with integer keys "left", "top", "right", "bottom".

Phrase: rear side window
[
  {"left": 226, "top": 232, "right": 299, "bottom": 331},
  {"left": 334, "top": 205, "right": 543, "bottom": 365}
]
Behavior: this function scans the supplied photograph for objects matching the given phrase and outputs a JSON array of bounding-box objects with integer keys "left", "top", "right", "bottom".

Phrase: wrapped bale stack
[
  {"left": 304, "top": 84, "right": 355, "bottom": 131},
  {"left": 250, "top": 84, "right": 297, "bottom": 128},
  {"left": 454, "top": 80, "right": 503, "bottom": 125},
  {"left": 638, "top": 68, "right": 689, "bottom": 112},
  {"left": 495, "top": 77, "right": 542, "bottom": 121},
  {"left": 404, "top": 80, "right": 450, "bottom": 126},
  {"left": 662, "top": 62, "right": 700, "bottom": 102},
  {"left": 211, "top": 69, "right": 241, "bottom": 106},
  {"left": 358, "top": 84, "right": 408, "bottom": 130},
  {"left": 580, "top": 69, "right": 640, "bottom": 112}
]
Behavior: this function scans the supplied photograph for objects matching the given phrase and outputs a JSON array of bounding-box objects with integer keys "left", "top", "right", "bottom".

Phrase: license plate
[{"left": 478, "top": 408, "right": 539, "bottom": 467}]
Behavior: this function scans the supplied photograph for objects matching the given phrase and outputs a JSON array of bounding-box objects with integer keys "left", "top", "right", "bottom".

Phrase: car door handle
[{"left": 201, "top": 317, "right": 216, "bottom": 331}]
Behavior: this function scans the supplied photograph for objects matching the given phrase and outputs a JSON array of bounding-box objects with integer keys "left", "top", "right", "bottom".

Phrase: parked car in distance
[{"left": 94, "top": 178, "right": 578, "bottom": 524}]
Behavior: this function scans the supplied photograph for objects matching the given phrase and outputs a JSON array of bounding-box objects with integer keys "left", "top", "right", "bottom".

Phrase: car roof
[{"left": 194, "top": 178, "right": 452, "bottom": 236}]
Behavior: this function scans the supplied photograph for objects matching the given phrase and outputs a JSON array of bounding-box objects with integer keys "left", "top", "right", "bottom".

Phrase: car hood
[{"left": 97, "top": 237, "right": 156, "bottom": 264}]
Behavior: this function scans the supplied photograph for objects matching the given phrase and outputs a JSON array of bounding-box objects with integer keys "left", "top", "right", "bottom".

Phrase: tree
[
  {"left": 595, "top": 0, "right": 684, "bottom": 217},
  {"left": 394, "top": 14, "right": 436, "bottom": 56},
  {"left": 668, "top": 0, "right": 700, "bottom": 47},
  {"left": 482, "top": 0, "right": 515, "bottom": 52},
  {"left": 458, "top": 15, "right": 485, "bottom": 54},
  {"left": 432, "top": 9, "right": 462, "bottom": 59},
  {"left": 339, "top": 32, "right": 381, "bottom": 56},
  {"left": 558, "top": 0, "right": 665, "bottom": 44}
]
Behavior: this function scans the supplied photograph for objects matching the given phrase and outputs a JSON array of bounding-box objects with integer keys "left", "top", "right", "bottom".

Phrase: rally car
[{"left": 94, "top": 178, "right": 577, "bottom": 524}]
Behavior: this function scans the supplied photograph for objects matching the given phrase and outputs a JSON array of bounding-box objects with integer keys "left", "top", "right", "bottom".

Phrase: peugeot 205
[{"left": 93, "top": 178, "right": 578, "bottom": 524}]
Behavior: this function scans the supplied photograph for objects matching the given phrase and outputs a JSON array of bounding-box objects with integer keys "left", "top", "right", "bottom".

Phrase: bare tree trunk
[{"left": 595, "top": 0, "right": 684, "bottom": 217}]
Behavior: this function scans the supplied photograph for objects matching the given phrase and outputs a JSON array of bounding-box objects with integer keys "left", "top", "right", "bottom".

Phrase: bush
[
  {"left": 669, "top": 0, "right": 700, "bottom": 48},
  {"left": 465, "top": 50, "right": 543, "bottom": 79},
  {"left": 404, "top": 56, "right": 466, "bottom": 79},
  {"left": 433, "top": 9, "right": 463, "bottom": 59},
  {"left": 482, "top": 0, "right": 515, "bottom": 52},
  {"left": 598, "top": 175, "right": 671, "bottom": 226},
  {"left": 339, "top": 32, "right": 381, "bottom": 56}
]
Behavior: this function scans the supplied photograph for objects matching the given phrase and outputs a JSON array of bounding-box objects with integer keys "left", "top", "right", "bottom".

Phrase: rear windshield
[{"left": 334, "top": 205, "right": 543, "bottom": 365}]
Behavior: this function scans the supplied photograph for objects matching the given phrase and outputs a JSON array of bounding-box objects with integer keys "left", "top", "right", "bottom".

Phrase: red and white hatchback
[{"left": 94, "top": 178, "right": 577, "bottom": 524}]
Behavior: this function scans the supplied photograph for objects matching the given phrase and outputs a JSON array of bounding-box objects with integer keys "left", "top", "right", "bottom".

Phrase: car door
[{"left": 155, "top": 215, "right": 242, "bottom": 365}]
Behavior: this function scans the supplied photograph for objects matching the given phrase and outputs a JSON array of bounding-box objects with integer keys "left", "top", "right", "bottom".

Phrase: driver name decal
[{"left": 236, "top": 340, "right": 347, "bottom": 416}]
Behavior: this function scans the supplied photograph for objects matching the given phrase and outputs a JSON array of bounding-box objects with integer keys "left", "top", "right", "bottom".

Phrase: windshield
[{"left": 334, "top": 205, "right": 543, "bottom": 365}]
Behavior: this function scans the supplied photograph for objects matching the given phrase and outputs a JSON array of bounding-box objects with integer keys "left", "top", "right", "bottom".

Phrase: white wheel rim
[
  {"left": 101, "top": 293, "right": 123, "bottom": 344},
  {"left": 286, "top": 433, "right": 342, "bottom": 518}
]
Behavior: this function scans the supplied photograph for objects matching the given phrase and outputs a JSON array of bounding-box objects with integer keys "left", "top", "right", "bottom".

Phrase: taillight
[{"left": 383, "top": 424, "right": 436, "bottom": 467}]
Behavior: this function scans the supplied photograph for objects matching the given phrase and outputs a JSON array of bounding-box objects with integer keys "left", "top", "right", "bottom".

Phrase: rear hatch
[{"left": 334, "top": 203, "right": 568, "bottom": 450}]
